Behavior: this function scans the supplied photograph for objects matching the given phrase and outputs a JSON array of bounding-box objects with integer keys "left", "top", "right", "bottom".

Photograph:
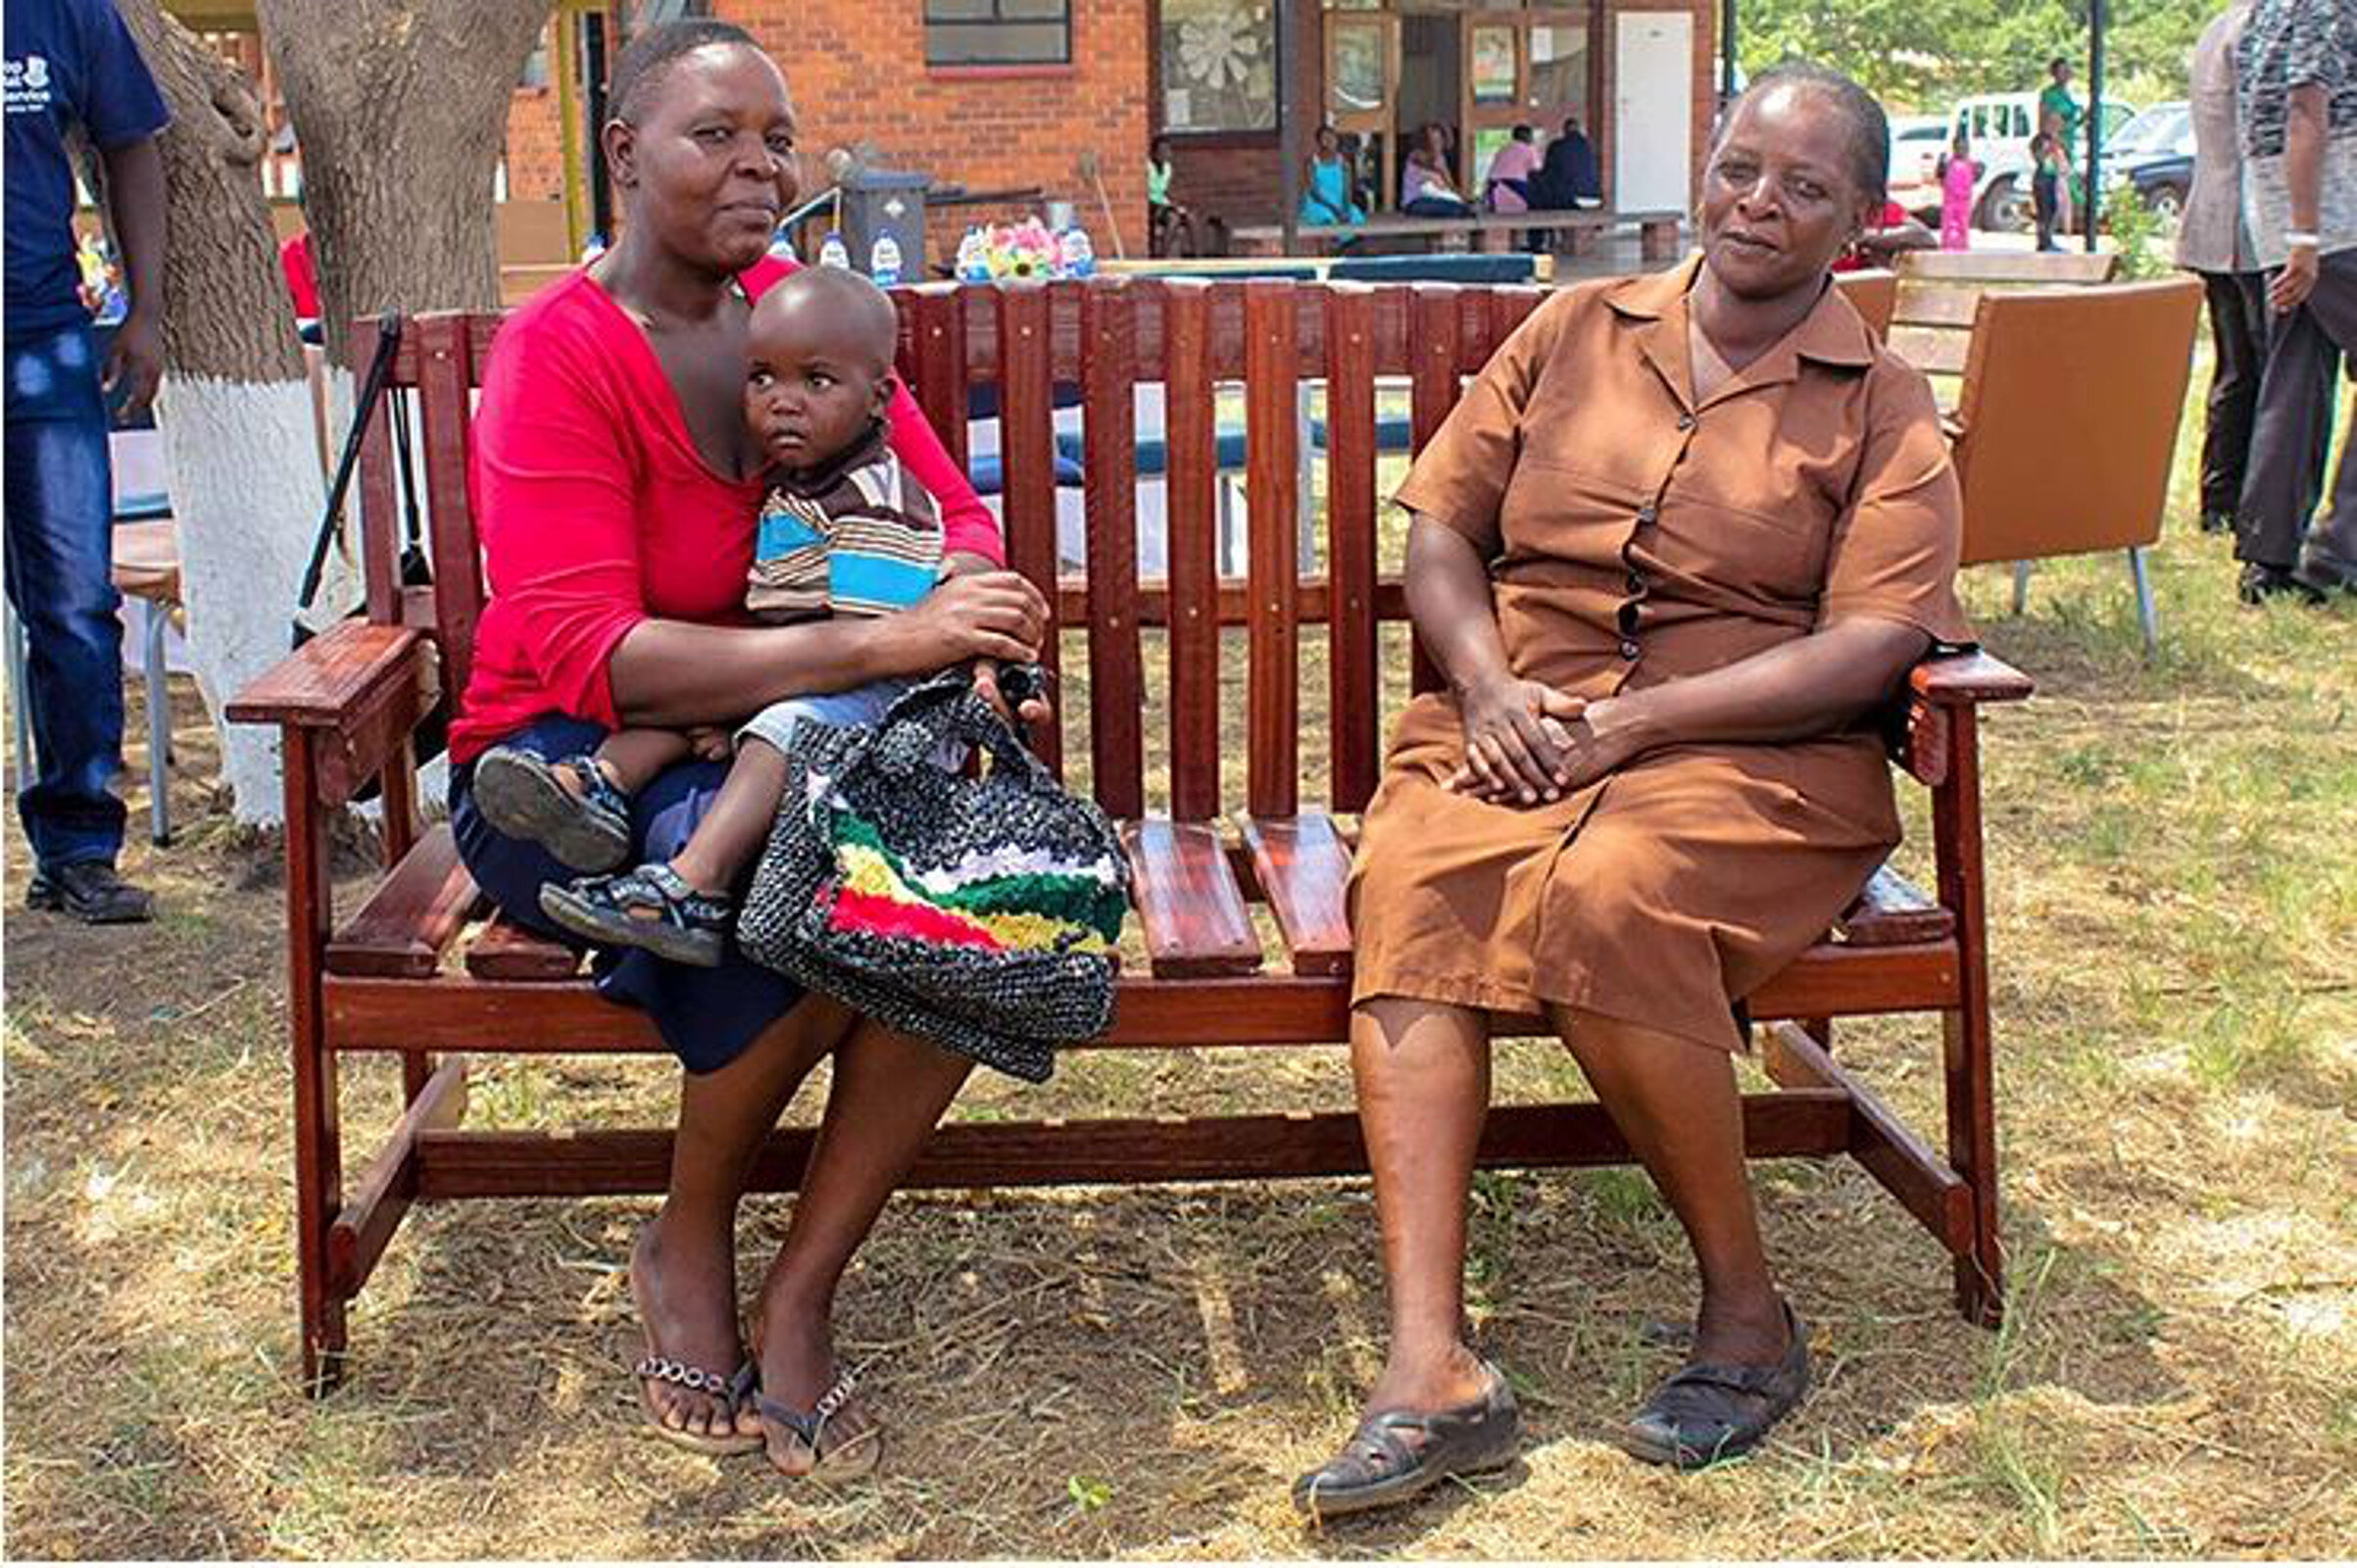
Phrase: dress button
[
  {"left": 1676, "top": 413, "right": 1695, "bottom": 431},
  {"left": 1636, "top": 505, "right": 1658, "bottom": 525},
  {"left": 1619, "top": 637, "right": 1641, "bottom": 661},
  {"left": 1627, "top": 569, "right": 1647, "bottom": 594}
]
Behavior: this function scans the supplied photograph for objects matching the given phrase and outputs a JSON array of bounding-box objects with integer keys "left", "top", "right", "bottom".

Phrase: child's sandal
[
  {"left": 471, "top": 748, "right": 634, "bottom": 872},
  {"left": 539, "top": 862, "right": 733, "bottom": 967}
]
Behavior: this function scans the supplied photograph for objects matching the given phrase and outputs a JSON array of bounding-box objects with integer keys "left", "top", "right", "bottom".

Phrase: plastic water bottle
[
  {"left": 1060, "top": 224, "right": 1097, "bottom": 279},
  {"left": 579, "top": 231, "right": 608, "bottom": 264},
  {"left": 817, "top": 230, "right": 851, "bottom": 269},
  {"left": 766, "top": 224, "right": 798, "bottom": 265},
  {"left": 869, "top": 232, "right": 904, "bottom": 287},
  {"left": 955, "top": 227, "right": 993, "bottom": 282}
]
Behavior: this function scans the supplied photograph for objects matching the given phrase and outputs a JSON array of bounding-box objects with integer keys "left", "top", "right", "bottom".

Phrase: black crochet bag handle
[{"left": 857, "top": 667, "right": 1056, "bottom": 790}]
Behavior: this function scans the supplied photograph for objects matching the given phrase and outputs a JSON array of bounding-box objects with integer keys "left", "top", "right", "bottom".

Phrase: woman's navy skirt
[{"left": 449, "top": 712, "right": 805, "bottom": 1075}]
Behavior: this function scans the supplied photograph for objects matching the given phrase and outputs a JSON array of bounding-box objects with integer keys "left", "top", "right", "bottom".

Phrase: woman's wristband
[{"left": 2284, "top": 230, "right": 2321, "bottom": 250}]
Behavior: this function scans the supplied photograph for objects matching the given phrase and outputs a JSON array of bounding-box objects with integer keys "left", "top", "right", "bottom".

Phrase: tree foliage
[{"left": 1737, "top": 0, "right": 2216, "bottom": 113}]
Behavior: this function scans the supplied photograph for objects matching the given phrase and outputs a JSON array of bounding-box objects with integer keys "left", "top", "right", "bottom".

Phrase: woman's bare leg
[
  {"left": 1547, "top": 1005, "right": 1789, "bottom": 1366},
  {"left": 633, "top": 993, "right": 859, "bottom": 1441},
  {"left": 750, "top": 1020, "right": 974, "bottom": 1472},
  {"left": 1351, "top": 997, "right": 1498, "bottom": 1413}
]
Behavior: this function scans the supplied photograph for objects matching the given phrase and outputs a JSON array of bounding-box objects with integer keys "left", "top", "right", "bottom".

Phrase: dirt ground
[{"left": 3, "top": 402, "right": 2353, "bottom": 1557}]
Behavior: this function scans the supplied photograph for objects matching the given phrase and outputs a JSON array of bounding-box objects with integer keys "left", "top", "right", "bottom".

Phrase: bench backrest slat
[
  {"left": 414, "top": 315, "right": 486, "bottom": 706},
  {"left": 1080, "top": 283, "right": 1147, "bottom": 818},
  {"left": 909, "top": 287, "right": 970, "bottom": 470},
  {"left": 1244, "top": 281, "right": 1302, "bottom": 819},
  {"left": 994, "top": 283, "right": 1063, "bottom": 772},
  {"left": 1322, "top": 286, "right": 1382, "bottom": 812},
  {"left": 1405, "top": 286, "right": 1461, "bottom": 698},
  {"left": 1160, "top": 281, "right": 1225, "bottom": 820}
]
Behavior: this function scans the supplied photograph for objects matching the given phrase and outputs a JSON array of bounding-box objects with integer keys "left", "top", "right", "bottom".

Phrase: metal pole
[
  {"left": 555, "top": 15, "right": 585, "bottom": 257},
  {"left": 1279, "top": 0, "right": 1301, "bottom": 256},
  {"left": 1722, "top": 0, "right": 1739, "bottom": 104},
  {"left": 2085, "top": 0, "right": 2105, "bottom": 253},
  {"left": 586, "top": 9, "right": 613, "bottom": 243}
]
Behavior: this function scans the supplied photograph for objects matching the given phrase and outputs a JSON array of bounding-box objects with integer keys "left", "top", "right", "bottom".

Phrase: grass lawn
[{"left": 3, "top": 338, "right": 2352, "bottom": 1559}]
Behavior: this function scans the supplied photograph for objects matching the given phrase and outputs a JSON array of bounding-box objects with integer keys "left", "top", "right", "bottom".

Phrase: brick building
[{"left": 504, "top": 0, "right": 1717, "bottom": 266}]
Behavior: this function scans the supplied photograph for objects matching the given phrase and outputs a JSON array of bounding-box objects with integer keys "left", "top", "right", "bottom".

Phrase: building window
[
  {"left": 1160, "top": 0, "right": 1277, "bottom": 132},
  {"left": 925, "top": 0, "right": 1073, "bottom": 67}
]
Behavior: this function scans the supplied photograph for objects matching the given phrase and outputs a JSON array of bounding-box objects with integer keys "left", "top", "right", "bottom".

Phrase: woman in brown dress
[{"left": 1295, "top": 64, "right": 1971, "bottom": 1515}]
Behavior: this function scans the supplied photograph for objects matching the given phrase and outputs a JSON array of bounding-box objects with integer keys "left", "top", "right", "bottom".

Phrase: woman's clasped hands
[{"left": 1448, "top": 674, "right": 1642, "bottom": 806}]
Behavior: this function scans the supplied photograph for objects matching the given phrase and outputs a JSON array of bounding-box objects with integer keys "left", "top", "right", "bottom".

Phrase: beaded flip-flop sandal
[
  {"left": 634, "top": 1353, "right": 761, "bottom": 1457},
  {"left": 753, "top": 1368, "right": 881, "bottom": 1481}
]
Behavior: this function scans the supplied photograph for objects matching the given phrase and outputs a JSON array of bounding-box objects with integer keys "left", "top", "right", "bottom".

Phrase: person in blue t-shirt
[{"left": 5, "top": 0, "right": 171, "bottom": 923}]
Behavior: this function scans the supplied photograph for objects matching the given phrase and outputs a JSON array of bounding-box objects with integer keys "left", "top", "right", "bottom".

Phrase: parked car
[
  {"left": 2113, "top": 151, "right": 2193, "bottom": 226},
  {"left": 1945, "top": 91, "right": 2138, "bottom": 232},
  {"left": 1888, "top": 114, "right": 1953, "bottom": 220},
  {"left": 2100, "top": 100, "right": 2193, "bottom": 187}
]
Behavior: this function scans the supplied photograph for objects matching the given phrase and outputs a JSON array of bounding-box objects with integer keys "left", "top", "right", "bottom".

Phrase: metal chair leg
[
  {"left": 144, "top": 601, "right": 171, "bottom": 846},
  {"left": 2011, "top": 560, "right": 2032, "bottom": 616},
  {"left": 2128, "top": 547, "right": 2159, "bottom": 659},
  {"left": 6, "top": 606, "right": 31, "bottom": 796}
]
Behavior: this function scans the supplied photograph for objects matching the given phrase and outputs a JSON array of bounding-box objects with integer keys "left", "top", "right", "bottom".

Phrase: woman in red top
[{"left": 448, "top": 20, "right": 1051, "bottom": 1476}]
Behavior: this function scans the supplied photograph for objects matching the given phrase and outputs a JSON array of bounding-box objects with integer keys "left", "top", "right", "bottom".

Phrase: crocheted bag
[{"left": 737, "top": 670, "right": 1128, "bottom": 1082}]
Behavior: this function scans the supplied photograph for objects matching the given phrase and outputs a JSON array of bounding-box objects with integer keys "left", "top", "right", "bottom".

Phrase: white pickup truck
[{"left": 1896, "top": 91, "right": 2138, "bottom": 232}]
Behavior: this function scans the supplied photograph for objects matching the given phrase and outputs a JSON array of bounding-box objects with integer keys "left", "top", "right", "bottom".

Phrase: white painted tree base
[{"left": 156, "top": 374, "right": 328, "bottom": 826}]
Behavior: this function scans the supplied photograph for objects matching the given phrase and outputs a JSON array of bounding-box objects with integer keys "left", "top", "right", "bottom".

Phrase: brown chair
[
  {"left": 1947, "top": 276, "right": 2203, "bottom": 656},
  {"left": 227, "top": 283, "right": 2032, "bottom": 1392},
  {"left": 1888, "top": 249, "right": 2119, "bottom": 398},
  {"left": 1831, "top": 268, "right": 1898, "bottom": 340}
]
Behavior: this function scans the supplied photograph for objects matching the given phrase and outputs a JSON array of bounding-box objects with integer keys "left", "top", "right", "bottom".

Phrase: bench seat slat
[
  {"left": 324, "top": 823, "right": 480, "bottom": 979},
  {"left": 1122, "top": 819, "right": 1262, "bottom": 979},
  {"left": 1239, "top": 814, "right": 1354, "bottom": 977},
  {"left": 465, "top": 913, "right": 583, "bottom": 981}
]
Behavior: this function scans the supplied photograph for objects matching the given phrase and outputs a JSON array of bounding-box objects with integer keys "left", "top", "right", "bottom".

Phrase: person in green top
[
  {"left": 2038, "top": 56, "right": 2085, "bottom": 152},
  {"left": 2038, "top": 57, "right": 2084, "bottom": 232},
  {"left": 1148, "top": 134, "right": 1197, "bottom": 257}
]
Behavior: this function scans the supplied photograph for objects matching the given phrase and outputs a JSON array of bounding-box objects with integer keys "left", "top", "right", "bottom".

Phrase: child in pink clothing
[{"left": 1938, "top": 132, "right": 1979, "bottom": 251}]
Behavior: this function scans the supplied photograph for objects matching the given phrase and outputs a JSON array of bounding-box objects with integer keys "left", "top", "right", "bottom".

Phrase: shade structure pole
[
  {"left": 2086, "top": 0, "right": 2106, "bottom": 252},
  {"left": 1722, "top": 0, "right": 1739, "bottom": 103},
  {"left": 1279, "top": 0, "right": 1301, "bottom": 256}
]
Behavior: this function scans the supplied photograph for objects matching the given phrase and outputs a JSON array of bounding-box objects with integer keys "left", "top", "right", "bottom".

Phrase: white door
[{"left": 1613, "top": 11, "right": 1692, "bottom": 212}]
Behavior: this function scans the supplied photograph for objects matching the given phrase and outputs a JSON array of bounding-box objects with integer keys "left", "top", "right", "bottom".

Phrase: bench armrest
[
  {"left": 1908, "top": 648, "right": 2033, "bottom": 706},
  {"left": 226, "top": 621, "right": 428, "bottom": 729}
]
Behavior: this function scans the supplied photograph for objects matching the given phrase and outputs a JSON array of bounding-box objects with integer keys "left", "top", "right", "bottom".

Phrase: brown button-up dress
[{"left": 1349, "top": 256, "right": 1972, "bottom": 1051}]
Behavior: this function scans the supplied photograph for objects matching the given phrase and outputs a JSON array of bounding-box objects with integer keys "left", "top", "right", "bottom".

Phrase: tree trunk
[
  {"left": 115, "top": 0, "right": 326, "bottom": 827},
  {"left": 258, "top": 0, "right": 553, "bottom": 368}
]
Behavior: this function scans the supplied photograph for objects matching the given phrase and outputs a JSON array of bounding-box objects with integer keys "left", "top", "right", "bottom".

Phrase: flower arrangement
[{"left": 956, "top": 219, "right": 1091, "bottom": 282}]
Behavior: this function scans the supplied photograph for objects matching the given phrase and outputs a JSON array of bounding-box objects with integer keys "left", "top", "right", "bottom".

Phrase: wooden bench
[
  {"left": 1887, "top": 253, "right": 2198, "bottom": 656},
  {"left": 227, "top": 280, "right": 2033, "bottom": 1392},
  {"left": 1231, "top": 209, "right": 1683, "bottom": 262}
]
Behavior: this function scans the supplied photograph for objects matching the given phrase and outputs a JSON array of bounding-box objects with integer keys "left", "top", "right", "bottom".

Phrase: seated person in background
[
  {"left": 1833, "top": 194, "right": 1936, "bottom": 270},
  {"left": 472, "top": 267, "right": 956, "bottom": 968},
  {"left": 1301, "top": 123, "right": 1368, "bottom": 226},
  {"left": 1527, "top": 114, "right": 1602, "bottom": 209},
  {"left": 1148, "top": 135, "right": 1197, "bottom": 257},
  {"left": 1401, "top": 125, "right": 1476, "bottom": 218},
  {"left": 1483, "top": 124, "right": 1543, "bottom": 214}
]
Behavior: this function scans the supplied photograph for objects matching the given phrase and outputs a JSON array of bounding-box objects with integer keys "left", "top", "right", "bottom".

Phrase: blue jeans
[{"left": 3, "top": 321, "right": 126, "bottom": 872}]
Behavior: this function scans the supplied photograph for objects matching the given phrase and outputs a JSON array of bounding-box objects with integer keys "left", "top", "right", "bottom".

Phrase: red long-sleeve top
[{"left": 449, "top": 258, "right": 1002, "bottom": 764}]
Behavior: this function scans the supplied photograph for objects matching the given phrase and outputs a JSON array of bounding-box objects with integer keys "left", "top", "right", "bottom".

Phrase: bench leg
[
  {"left": 1934, "top": 709, "right": 2005, "bottom": 1328},
  {"left": 144, "top": 602, "right": 170, "bottom": 847},
  {"left": 281, "top": 732, "right": 352, "bottom": 1391},
  {"left": 2128, "top": 547, "right": 2159, "bottom": 659},
  {"left": 1640, "top": 219, "right": 1679, "bottom": 262}
]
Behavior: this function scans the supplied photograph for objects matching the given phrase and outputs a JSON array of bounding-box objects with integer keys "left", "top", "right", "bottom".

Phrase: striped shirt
[
  {"left": 747, "top": 420, "right": 945, "bottom": 621},
  {"left": 2236, "top": 0, "right": 2357, "bottom": 265}
]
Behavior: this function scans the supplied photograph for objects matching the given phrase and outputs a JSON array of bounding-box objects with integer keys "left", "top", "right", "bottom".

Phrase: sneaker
[
  {"left": 2292, "top": 554, "right": 2357, "bottom": 597},
  {"left": 2238, "top": 563, "right": 2328, "bottom": 607},
  {"left": 25, "top": 861, "right": 155, "bottom": 924}
]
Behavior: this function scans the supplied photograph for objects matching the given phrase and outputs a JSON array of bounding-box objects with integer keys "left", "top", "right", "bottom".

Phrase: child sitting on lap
[{"left": 470, "top": 266, "right": 953, "bottom": 966}]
